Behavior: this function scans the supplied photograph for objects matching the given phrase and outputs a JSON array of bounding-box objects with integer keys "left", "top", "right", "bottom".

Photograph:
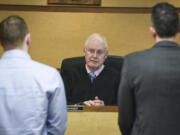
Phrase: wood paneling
[
  {"left": 84, "top": 106, "right": 118, "bottom": 112},
  {"left": 67, "top": 111, "right": 121, "bottom": 135},
  {"left": 0, "top": 4, "right": 180, "bottom": 13},
  {"left": 0, "top": 0, "right": 46, "bottom": 5},
  {"left": 48, "top": 0, "right": 101, "bottom": 6},
  {"left": 0, "top": 4, "right": 152, "bottom": 13},
  {"left": 1, "top": 0, "right": 180, "bottom": 7},
  {"left": 102, "top": 0, "right": 180, "bottom": 7},
  {"left": 0, "top": 12, "right": 154, "bottom": 68},
  {"left": 0, "top": 1, "right": 180, "bottom": 68}
]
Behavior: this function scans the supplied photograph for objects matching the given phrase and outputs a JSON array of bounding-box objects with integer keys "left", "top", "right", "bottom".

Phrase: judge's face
[{"left": 84, "top": 38, "right": 108, "bottom": 72}]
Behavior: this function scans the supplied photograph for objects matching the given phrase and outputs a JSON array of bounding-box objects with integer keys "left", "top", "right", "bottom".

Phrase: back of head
[
  {"left": 151, "top": 2, "right": 179, "bottom": 38},
  {"left": 0, "top": 15, "right": 29, "bottom": 47}
]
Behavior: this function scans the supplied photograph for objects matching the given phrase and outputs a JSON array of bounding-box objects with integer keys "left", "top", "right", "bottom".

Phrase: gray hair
[{"left": 84, "top": 33, "right": 108, "bottom": 50}]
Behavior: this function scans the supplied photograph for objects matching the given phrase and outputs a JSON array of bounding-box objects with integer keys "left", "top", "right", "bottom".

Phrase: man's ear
[
  {"left": 0, "top": 40, "right": 4, "bottom": 48},
  {"left": 150, "top": 26, "right": 157, "bottom": 39},
  {"left": 83, "top": 48, "right": 86, "bottom": 55},
  {"left": 25, "top": 33, "right": 31, "bottom": 48}
]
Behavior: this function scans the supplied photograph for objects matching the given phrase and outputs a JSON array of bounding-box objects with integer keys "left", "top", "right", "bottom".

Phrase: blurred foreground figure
[
  {"left": 0, "top": 15, "right": 67, "bottom": 135},
  {"left": 118, "top": 2, "right": 180, "bottom": 135}
]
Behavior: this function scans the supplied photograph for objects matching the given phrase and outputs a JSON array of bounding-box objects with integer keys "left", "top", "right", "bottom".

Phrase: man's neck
[
  {"left": 155, "top": 36, "right": 177, "bottom": 43},
  {"left": 86, "top": 65, "right": 98, "bottom": 73},
  {"left": 4, "top": 44, "right": 28, "bottom": 53},
  {"left": 85, "top": 64, "right": 104, "bottom": 77}
]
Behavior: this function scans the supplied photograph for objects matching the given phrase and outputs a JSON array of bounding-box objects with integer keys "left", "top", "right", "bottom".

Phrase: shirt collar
[
  {"left": 85, "top": 64, "right": 104, "bottom": 77},
  {"left": 1, "top": 49, "right": 31, "bottom": 60}
]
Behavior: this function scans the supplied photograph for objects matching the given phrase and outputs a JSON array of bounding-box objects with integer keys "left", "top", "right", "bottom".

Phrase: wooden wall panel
[
  {"left": 66, "top": 112, "right": 121, "bottom": 135},
  {"left": 0, "top": 0, "right": 180, "bottom": 7},
  {"left": 0, "top": 0, "right": 180, "bottom": 68},
  {"left": 0, "top": 0, "right": 46, "bottom": 5},
  {"left": 48, "top": 0, "right": 101, "bottom": 5},
  {"left": 0, "top": 11, "right": 154, "bottom": 68},
  {"left": 102, "top": 0, "right": 180, "bottom": 7}
]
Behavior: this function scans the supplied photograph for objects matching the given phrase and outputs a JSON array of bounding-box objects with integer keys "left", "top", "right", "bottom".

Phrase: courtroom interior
[{"left": 0, "top": 0, "right": 180, "bottom": 135}]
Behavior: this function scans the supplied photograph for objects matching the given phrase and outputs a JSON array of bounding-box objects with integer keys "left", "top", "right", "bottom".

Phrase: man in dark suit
[
  {"left": 118, "top": 2, "right": 180, "bottom": 135},
  {"left": 61, "top": 33, "right": 120, "bottom": 106}
]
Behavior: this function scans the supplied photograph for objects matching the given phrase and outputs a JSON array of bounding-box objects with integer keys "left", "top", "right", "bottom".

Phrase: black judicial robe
[{"left": 62, "top": 65, "right": 120, "bottom": 105}]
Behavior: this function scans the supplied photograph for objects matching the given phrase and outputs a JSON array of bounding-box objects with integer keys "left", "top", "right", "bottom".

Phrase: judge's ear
[
  {"left": 150, "top": 26, "right": 157, "bottom": 39},
  {"left": 104, "top": 50, "right": 108, "bottom": 59},
  {"left": 83, "top": 47, "right": 86, "bottom": 55}
]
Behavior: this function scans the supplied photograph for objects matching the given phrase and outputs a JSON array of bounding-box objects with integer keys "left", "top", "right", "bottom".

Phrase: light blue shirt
[{"left": 0, "top": 49, "right": 67, "bottom": 135}]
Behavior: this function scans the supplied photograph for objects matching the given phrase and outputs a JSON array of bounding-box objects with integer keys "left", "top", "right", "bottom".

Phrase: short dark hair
[
  {"left": 0, "top": 15, "right": 29, "bottom": 46},
  {"left": 151, "top": 2, "right": 179, "bottom": 37}
]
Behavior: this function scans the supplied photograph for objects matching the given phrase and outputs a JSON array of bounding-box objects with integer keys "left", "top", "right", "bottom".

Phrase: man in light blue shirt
[{"left": 0, "top": 15, "right": 67, "bottom": 135}]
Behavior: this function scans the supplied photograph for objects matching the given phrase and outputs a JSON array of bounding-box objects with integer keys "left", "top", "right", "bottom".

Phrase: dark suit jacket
[
  {"left": 61, "top": 56, "right": 123, "bottom": 105},
  {"left": 118, "top": 41, "right": 180, "bottom": 135}
]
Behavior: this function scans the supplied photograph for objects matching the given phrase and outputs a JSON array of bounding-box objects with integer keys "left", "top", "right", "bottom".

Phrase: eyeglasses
[{"left": 85, "top": 48, "right": 106, "bottom": 56}]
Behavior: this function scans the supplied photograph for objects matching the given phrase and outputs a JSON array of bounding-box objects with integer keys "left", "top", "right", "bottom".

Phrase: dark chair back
[{"left": 61, "top": 55, "right": 123, "bottom": 73}]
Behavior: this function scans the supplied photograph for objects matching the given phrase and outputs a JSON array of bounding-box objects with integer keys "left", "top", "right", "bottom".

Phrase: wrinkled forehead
[{"left": 86, "top": 38, "right": 107, "bottom": 51}]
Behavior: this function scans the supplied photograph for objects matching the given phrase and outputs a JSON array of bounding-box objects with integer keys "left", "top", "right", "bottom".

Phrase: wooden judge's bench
[{"left": 66, "top": 106, "right": 121, "bottom": 135}]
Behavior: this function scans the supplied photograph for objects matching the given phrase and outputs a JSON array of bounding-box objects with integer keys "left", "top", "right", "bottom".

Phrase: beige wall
[{"left": 0, "top": 0, "right": 180, "bottom": 68}]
